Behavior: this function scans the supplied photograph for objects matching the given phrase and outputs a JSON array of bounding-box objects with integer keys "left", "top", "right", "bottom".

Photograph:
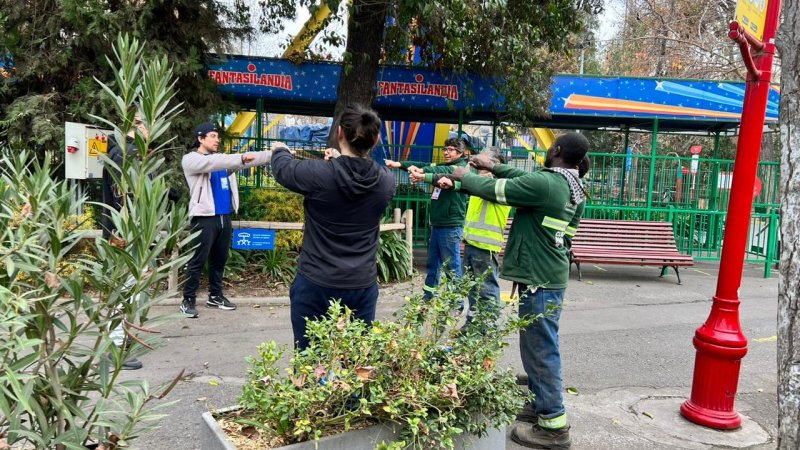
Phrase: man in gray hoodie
[{"left": 180, "top": 122, "right": 272, "bottom": 318}]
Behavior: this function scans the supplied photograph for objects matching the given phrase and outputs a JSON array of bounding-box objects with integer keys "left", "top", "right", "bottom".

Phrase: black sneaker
[
  {"left": 511, "top": 423, "right": 572, "bottom": 449},
  {"left": 207, "top": 295, "right": 236, "bottom": 311},
  {"left": 181, "top": 297, "right": 199, "bottom": 318},
  {"left": 103, "top": 352, "right": 143, "bottom": 371},
  {"left": 121, "top": 357, "right": 143, "bottom": 370}
]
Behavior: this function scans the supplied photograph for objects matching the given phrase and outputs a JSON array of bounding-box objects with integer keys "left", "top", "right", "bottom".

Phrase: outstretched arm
[
  {"left": 458, "top": 171, "right": 549, "bottom": 208},
  {"left": 270, "top": 147, "right": 323, "bottom": 196}
]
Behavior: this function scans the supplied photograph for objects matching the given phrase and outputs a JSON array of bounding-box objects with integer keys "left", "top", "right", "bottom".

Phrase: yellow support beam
[
  {"left": 504, "top": 126, "right": 546, "bottom": 165},
  {"left": 238, "top": 114, "right": 286, "bottom": 153},
  {"left": 228, "top": 112, "right": 257, "bottom": 136},
  {"left": 531, "top": 128, "right": 556, "bottom": 152},
  {"left": 283, "top": 2, "right": 337, "bottom": 59}
]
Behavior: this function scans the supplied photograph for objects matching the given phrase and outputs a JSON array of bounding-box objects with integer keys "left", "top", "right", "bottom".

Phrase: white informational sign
[{"left": 691, "top": 154, "right": 700, "bottom": 175}]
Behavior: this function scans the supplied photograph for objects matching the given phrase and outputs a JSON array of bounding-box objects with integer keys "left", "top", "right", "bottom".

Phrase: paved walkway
[{"left": 127, "top": 260, "right": 778, "bottom": 449}]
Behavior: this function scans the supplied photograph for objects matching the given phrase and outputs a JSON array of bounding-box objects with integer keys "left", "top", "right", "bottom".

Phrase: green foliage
[
  {"left": 251, "top": 249, "right": 298, "bottom": 285},
  {"left": 376, "top": 231, "right": 413, "bottom": 283},
  {"left": 0, "top": 35, "right": 191, "bottom": 449},
  {"left": 235, "top": 275, "right": 534, "bottom": 449},
  {"left": 238, "top": 187, "right": 305, "bottom": 251},
  {"left": 257, "top": 0, "right": 603, "bottom": 124},
  {"left": 0, "top": 0, "right": 252, "bottom": 164}
]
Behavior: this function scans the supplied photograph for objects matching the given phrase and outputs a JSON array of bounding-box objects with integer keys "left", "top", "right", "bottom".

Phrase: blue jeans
[
  {"left": 518, "top": 286, "right": 566, "bottom": 422},
  {"left": 290, "top": 273, "right": 379, "bottom": 351},
  {"left": 423, "top": 226, "right": 463, "bottom": 299},
  {"left": 463, "top": 245, "right": 501, "bottom": 322}
]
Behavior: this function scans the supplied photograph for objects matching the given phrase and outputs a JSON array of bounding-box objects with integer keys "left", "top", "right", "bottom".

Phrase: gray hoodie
[{"left": 181, "top": 151, "right": 272, "bottom": 217}]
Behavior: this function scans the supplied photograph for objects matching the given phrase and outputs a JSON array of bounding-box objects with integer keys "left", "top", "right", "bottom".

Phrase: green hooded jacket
[
  {"left": 458, "top": 165, "right": 585, "bottom": 289},
  {"left": 401, "top": 157, "right": 469, "bottom": 227}
]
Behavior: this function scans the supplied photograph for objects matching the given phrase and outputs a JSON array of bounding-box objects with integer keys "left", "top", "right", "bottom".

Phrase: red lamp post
[{"left": 680, "top": 0, "right": 782, "bottom": 430}]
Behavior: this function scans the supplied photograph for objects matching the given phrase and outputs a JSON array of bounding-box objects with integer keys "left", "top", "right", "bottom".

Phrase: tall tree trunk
[
  {"left": 327, "top": 0, "right": 390, "bottom": 147},
  {"left": 776, "top": 1, "right": 800, "bottom": 447}
]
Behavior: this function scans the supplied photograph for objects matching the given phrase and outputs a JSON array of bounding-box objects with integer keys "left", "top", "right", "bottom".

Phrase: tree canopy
[
  {"left": 257, "top": 0, "right": 603, "bottom": 129},
  {"left": 0, "top": 0, "right": 251, "bottom": 164}
]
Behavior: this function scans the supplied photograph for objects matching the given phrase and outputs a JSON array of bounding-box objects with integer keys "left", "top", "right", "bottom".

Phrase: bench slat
[{"left": 570, "top": 220, "right": 693, "bottom": 282}]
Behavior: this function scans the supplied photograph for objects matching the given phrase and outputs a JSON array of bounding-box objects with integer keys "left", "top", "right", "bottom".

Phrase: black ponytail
[{"left": 338, "top": 104, "right": 381, "bottom": 156}]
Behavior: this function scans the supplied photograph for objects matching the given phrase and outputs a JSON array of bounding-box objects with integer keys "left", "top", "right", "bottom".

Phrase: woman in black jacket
[{"left": 271, "top": 105, "right": 396, "bottom": 351}]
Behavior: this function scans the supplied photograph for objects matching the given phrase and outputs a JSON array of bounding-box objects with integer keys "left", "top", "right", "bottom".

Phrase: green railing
[{"left": 228, "top": 137, "right": 781, "bottom": 277}]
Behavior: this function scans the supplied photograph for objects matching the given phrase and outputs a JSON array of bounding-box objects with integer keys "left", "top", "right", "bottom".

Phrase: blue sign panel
[
  {"left": 232, "top": 228, "right": 275, "bottom": 250},
  {"left": 549, "top": 75, "right": 779, "bottom": 123},
  {"left": 207, "top": 56, "right": 780, "bottom": 128},
  {"left": 207, "top": 57, "right": 503, "bottom": 114}
]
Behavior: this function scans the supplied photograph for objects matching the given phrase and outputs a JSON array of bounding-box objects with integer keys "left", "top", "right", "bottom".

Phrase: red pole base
[
  {"left": 681, "top": 399, "right": 741, "bottom": 429},
  {"left": 680, "top": 335, "right": 747, "bottom": 430}
]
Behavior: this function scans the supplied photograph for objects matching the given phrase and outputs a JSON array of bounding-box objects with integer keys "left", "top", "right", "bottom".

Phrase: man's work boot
[
  {"left": 516, "top": 401, "right": 537, "bottom": 423},
  {"left": 510, "top": 423, "right": 572, "bottom": 449}
]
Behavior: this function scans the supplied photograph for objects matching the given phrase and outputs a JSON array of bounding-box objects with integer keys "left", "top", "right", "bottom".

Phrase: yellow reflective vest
[{"left": 463, "top": 197, "right": 512, "bottom": 252}]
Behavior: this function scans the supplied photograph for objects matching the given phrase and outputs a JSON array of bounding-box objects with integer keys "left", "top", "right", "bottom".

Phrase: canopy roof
[{"left": 208, "top": 55, "right": 779, "bottom": 134}]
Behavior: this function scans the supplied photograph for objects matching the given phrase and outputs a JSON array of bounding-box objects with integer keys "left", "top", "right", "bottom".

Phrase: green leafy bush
[
  {"left": 238, "top": 188, "right": 304, "bottom": 251},
  {"left": 230, "top": 275, "right": 533, "bottom": 449},
  {"left": 376, "top": 231, "right": 413, "bottom": 283},
  {"left": 0, "top": 35, "right": 190, "bottom": 449}
]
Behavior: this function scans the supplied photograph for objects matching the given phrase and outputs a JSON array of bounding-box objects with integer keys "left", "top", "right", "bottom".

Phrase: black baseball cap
[{"left": 195, "top": 122, "right": 218, "bottom": 137}]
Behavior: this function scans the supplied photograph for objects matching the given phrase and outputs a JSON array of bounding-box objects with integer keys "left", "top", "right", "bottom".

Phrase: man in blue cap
[{"left": 180, "top": 122, "right": 272, "bottom": 318}]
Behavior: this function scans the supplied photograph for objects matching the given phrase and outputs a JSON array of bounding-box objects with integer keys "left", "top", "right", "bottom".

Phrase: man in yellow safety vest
[{"left": 436, "top": 147, "right": 512, "bottom": 328}]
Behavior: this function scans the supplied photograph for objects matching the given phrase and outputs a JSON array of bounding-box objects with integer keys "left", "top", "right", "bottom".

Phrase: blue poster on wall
[{"left": 232, "top": 228, "right": 276, "bottom": 250}]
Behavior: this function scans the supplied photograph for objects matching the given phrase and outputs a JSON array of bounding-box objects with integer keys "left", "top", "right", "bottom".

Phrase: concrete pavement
[{"left": 127, "top": 260, "right": 779, "bottom": 449}]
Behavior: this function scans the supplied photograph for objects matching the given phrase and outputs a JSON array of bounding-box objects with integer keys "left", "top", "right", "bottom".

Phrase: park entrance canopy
[{"left": 207, "top": 55, "right": 779, "bottom": 134}]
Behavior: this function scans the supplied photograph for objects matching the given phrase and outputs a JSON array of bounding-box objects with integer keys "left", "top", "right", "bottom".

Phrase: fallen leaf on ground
[
  {"left": 642, "top": 411, "right": 654, "bottom": 419},
  {"left": 566, "top": 387, "right": 579, "bottom": 395},
  {"left": 208, "top": 379, "right": 219, "bottom": 386},
  {"left": 196, "top": 397, "right": 207, "bottom": 401}
]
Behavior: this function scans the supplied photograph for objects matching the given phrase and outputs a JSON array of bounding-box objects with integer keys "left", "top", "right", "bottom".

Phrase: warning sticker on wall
[{"left": 88, "top": 138, "right": 108, "bottom": 157}]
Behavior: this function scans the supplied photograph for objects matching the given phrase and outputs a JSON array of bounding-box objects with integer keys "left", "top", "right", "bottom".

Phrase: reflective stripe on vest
[
  {"left": 566, "top": 225, "right": 578, "bottom": 237},
  {"left": 541, "top": 216, "right": 569, "bottom": 232},
  {"left": 539, "top": 413, "right": 568, "bottom": 429},
  {"left": 464, "top": 199, "right": 507, "bottom": 252}
]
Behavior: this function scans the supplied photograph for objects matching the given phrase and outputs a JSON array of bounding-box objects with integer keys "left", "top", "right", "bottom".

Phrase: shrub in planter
[
  {"left": 0, "top": 35, "right": 191, "bottom": 449},
  {"left": 215, "top": 275, "right": 533, "bottom": 449}
]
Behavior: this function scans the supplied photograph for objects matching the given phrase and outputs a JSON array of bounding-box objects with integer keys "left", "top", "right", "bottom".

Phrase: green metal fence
[{"left": 229, "top": 137, "right": 781, "bottom": 277}]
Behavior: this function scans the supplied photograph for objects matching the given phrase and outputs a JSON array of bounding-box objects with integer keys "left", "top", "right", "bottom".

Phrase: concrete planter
[{"left": 201, "top": 406, "right": 506, "bottom": 450}]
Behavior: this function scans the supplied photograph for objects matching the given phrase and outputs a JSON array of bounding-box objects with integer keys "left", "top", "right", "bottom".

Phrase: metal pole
[
  {"left": 646, "top": 119, "right": 659, "bottom": 220},
  {"left": 709, "top": 133, "right": 722, "bottom": 250},
  {"left": 681, "top": 0, "right": 781, "bottom": 429},
  {"left": 619, "top": 129, "right": 630, "bottom": 205},
  {"left": 255, "top": 99, "right": 263, "bottom": 189}
]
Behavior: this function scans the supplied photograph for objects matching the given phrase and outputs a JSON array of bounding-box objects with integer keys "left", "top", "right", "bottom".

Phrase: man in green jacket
[
  {"left": 441, "top": 132, "right": 589, "bottom": 449},
  {"left": 385, "top": 137, "right": 469, "bottom": 299}
]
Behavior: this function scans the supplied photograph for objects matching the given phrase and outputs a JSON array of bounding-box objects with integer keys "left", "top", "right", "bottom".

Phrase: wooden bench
[{"left": 569, "top": 219, "right": 694, "bottom": 284}]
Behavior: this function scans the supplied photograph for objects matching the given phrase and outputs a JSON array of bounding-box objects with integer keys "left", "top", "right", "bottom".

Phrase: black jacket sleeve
[{"left": 271, "top": 147, "right": 326, "bottom": 196}]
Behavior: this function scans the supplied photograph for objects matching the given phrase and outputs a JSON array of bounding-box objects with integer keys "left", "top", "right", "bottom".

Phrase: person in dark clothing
[
  {"left": 101, "top": 118, "right": 144, "bottom": 240},
  {"left": 99, "top": 114, "right": 149, "bottom": 371},
  {"left": 271, "top": 104, "right": 396, "bottom": 351}
]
